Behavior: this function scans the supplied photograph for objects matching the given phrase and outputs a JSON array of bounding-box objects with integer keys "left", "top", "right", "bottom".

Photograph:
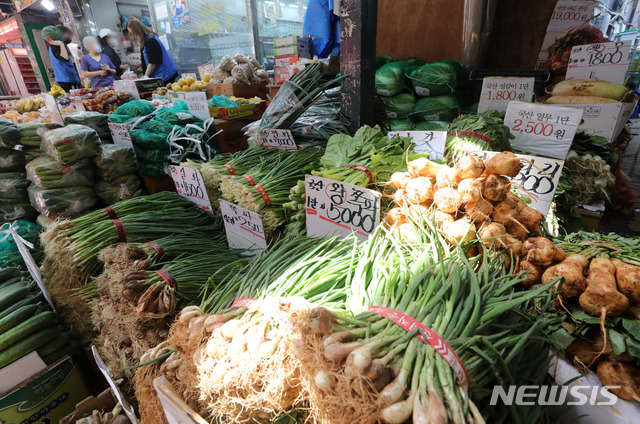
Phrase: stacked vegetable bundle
[
  {"left": 375, "top": 60, "right": 463, "bottom": 130},
  {"left": 0, "top": 267, "right": 80, "bottom": 369},
  {"left": 0, "top": 119, "right": 36, "bottom": 223},
  {"left": 18, "top": 122, "right": 62, "bottom": 164},
  {"left": 64, "top": 111, "right": 112, "bottom": 142},
  {"left": 26, "top": 124, "right": 102, "bottom": 219},
  {"left": 93, "top": 144, "right": 144, "bottom": 205}
]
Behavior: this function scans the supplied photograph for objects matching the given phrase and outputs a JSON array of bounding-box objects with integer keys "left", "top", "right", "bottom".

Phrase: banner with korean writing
[{"left": 305, "top": 175, "right": 381, "bottom": 242}]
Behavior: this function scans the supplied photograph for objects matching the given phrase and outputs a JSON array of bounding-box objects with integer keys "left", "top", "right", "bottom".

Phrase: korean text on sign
[
  {"left": 477, "top": 77, "right": 535, "bottom": 113},
  {"left": 259, "top": 129, "right": 298, "bottom": 150},
  {"left": 219, "top": 200, "right": 267, "bottom": 250},
  {"left": 168, "top": 165, "right": 212, "bottom": 211},
  {"left": 388, "top": 131, "right": 446, "bottom": 160},
  {"left": 566, "top": 40, "right": 632, "bottom": 84},
  {"left": 305, "top": 175, "right": 381, "bottom": 242}
]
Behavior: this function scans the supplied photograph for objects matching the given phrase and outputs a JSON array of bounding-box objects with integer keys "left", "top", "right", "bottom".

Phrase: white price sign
[
  {"left": 92, "top": 346, "right": 139, "bottom": 424},
  {"left": 108, "top": 122, "right": 133, "bottom": 149},
  {"left": 504, "top": 101, "right": 583, "bottom": 160},
  {"left": 114, "top": 79, "right": 140, "bottom": 100},
  {"left": 259, "top": 129, "right": 297, "bottom": 150},
  {"left": 154, "top": 377, "right": 208, "bottom": 424},
  {"left": 173, "top": 91, "right": 210, "bottom": 120},
  {"left": 473, "top": 151, "right": 564, "bottom": 215},
  {"left": 388, "top": 131, "right": 446, "bottom": 160},
  {"left": 566, "top": 40, "right": 632, "bottom": 84},
  {"left": 43, "top": 93, "right": 63, "bottom": 125},
  {"left": 219, "top": 200, "right": 267, "bottom": 250},
  {"left": 168, "top": 165, "right": 212, "bottom": 212},
  {"left": 478, "top": 77, "right": 535, "bottom": 113},
  {"left": 305, "top": 175, "right": 381, "bottom": 242}
]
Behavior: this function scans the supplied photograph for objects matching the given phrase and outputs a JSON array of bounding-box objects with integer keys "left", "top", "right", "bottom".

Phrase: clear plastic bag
[
  {"left": 94, "top": 144, "right": 138, "bottom": 181},
  {"left": 26, "top": 156, "right": 94, "bottom": 188},
  {"left": 41, "top": 124, "right": 102, "bottom": 164},
  {"left": 0, "top": 172, "right": 29, "bottom": 200},
  {"left": 27, "top": 184, "right": 97, "bottom": 218},
  {"left": 18, "top": 123, "right": 63, "bottom": 147},
  {"left": 0, "top": 200, "right": 37, "bottom": 223},
  {"left": 63, "top": 111, "right": 111, "bottom": 141},
  {"left": 0, "top": 148, "right": 24, "bottom": 172},
  {"left": 95, "top": 174, "right": 144, "bottom": 205}
]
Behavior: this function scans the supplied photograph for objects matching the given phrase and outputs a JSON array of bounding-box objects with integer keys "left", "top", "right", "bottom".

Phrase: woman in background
[
  {"left": 80, "top": 36, "right": 116, "bottom": 88},
  {"left": 99, "top": 29, "right": 127, "bottom": 79},
  {"left": 126, "top": 18, "right": 179, "bottom": 85},
  {"left": 45, "top": 25, "right": 81, "bottom": 91}
]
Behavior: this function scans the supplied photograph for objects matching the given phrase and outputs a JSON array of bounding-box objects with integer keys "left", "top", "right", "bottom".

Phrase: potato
[
  {"left": 612, "top": 259, "right": 640, "bottom": 304},
  {"left": 434, "top": 187, "right": 462, "bottom": 213},
  {"left": 518, "top": 260, "right": 543, "bottom": 288},
  {"left": 483, "top": 152, "right": 523, "bottom": 177},
  {"left": 541, "top": 254, "right": 587, "bottom": 298},
  {"left": 522, "top": 237, "right": 558, "bottom": 266},
  {"left": 596, "top": 361, "right": 640, "bottom": 401},
  {"left": 482, "top": 175, "right": 511, "bottom": 202},
  {"left": 478, "top": 222, "right": 507, "bottom": 248},
  {"left": 455, "top": 154, "right": 485, "bottom": 179}
]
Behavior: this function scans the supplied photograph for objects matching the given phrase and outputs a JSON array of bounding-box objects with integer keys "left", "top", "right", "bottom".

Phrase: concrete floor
[{"left": 598, "top": 121, "right": 640, "bottom": 236}]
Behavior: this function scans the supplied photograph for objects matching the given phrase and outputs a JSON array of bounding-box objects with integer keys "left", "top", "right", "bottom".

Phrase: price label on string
[
  {"left": 504, "top": 101, "right": 583, "bottom": 160},
  {"left": 472, "top": 151, "right": 564, "bottom": 215},
  {"left": 566, "top": 40, "right": 632, "bottom": 84},
  {"left": 305, "top": 175, "right": 381, "bottom": 242},
  {"left": 477, "top": 77, "right": 535, "bottom": 113},
  {"left": 108, "top": 122, "right": 133, "bottom": 149},
  {"left": 168, "top": 165, "right": 212, "bottom": 212},
  {"left": 388, "top": 131, "right": 446, "bottom": 159},
  {"left": 259, "top": 129, "right": 297, "bottom": 150},
  {"left": 219, "top": 200, "right": 267, "bottom": 250},
  {"left": 43, "top": 93, "right": 63, "bottom": 125}
]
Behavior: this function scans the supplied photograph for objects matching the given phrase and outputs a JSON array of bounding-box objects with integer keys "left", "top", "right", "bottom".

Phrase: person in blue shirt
[
  {"left": 126, "top": 18, "right": 179, "bottom": 85},
  {"left": 80, "top": 36, "right": 116, "bottom": 88},
  {"left": 46, "top": 25, "right": 81, "bottom": 91}
]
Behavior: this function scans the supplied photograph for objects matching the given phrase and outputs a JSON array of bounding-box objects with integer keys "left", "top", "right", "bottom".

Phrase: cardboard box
[
  {"left": 212, "top": 114, "right": 263, "bottom": 153},
  {"left": 0, "top": 356, "right": 90, "bottom": 424},
  {"left": 274, "top": 35, "right": 301, "bottom": 47},
  {"left": 274, "top": 39, "right": 312, "bottom": 58},
  {"left": 60, "top": 389, "right": 117, "bottom": 424},
  {"left": 274, "top": 55, "right": 305, "bottom": 85},
  {"left": 206, "top": 83, "right": 268, "bottom": 99},
  {"left": 274, "top": 45, "right": 299, "bottom": 57},
  {"left": 210, "top": 98, "right": 266, "bottom": 120}
]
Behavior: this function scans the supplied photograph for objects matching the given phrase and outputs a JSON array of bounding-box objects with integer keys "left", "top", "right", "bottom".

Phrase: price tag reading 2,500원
[
  {"left": 305, "top": 175, "right": 381, "bottom": 242},
  {"left": 219, "top": 200, "right": 267, "bottom": 250}
]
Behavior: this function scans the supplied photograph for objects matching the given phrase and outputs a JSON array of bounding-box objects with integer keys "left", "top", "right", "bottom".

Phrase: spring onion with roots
[{"left": 127, "top": 232, "right": 228, "bottom": 265}]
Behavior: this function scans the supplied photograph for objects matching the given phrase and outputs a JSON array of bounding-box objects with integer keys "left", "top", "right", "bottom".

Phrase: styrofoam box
[{"left": 552, "top": 99, "right": 636, "bottom": 143}]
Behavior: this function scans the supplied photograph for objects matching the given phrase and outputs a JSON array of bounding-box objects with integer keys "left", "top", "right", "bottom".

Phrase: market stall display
[{"left": 206, "top": 54, "right": 270, "bottom": 85}]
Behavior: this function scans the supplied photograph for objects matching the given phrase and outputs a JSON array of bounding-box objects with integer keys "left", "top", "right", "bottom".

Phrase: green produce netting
[
  {"left": 108, "top": 114, "right": 133, "bottom": 124},
  {"left": 94, "top": 144, "right": 138, "bottom": 181},
  {"left": 155, "top": 102, "right": 202, "bottom": 126},
  {"left": 208, "top": 95, "right": 238, "bottom": 108},
  {"left": 380, "top": 92, "right": 416, "bottom": 119},
  {"left": 140, "top": 120, "right": 176, "bottom": 135},
  {"left": 133, "top": 144, "right": 170, "bottom": 163},
  {"left": 114, "top": 100, "right": 156, "bottom": 118},
  {"left": 27, "top": 184, "right": 97, "bottom": 218},
  {"left": 18, "top": 122, "right": 63, "bottom": 147},
  {"left": 41, "top": 124, "right": 102, "bottom": 164},
  {"left": 26, "top": 156, "right": 94, "bottom": 189},
  {"left": 414, "top": 120, "right": 450, "bottom": 131},
  {"left": 406, "top": 60, "right": 462, "bottom": 96},
  {"left": 130, "top": 129, "right": 170, "bottom": 150},
  {"left": 0, "top": 220, "right": 43, "bottom": 267},
  {"left": 410, "top": 95, "right": 459, "bottom": 122},
  {"left": 0, "top": 148, "right": 24, "bottom": 172},
  {"left": 0, "top": 200, "right": 37, "bottom": 223},
  {"left": 0, "top": 172, "right": 29, "bottom": 200},
  {"left": 137, "top": 160, "right": 167, "bottom": 178},
  {"left": 388, "top": 118, "right": 414, "bottom": 131},
  {"left": 95, "top": 174, "right": 143, "bottom": 205},
  {"left": 0, "top": 118, "right": 21, "bottom": 148}
]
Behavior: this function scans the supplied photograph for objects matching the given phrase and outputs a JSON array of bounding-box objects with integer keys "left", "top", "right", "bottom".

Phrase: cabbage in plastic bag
[
  {"left": 94, "top": 144, "right": 138, "bottom": 181},
  {"left": 375, "top": 62, "right": 408, "bottom": 96},
  {"left": 406, "top": 61, "right": 461, "bottom": 96},
  {"left": 26, "top": 156, "right": 94, "bottom": 188},
  {"left": 0, "top": 118, "right": 21, "bottom": 148},
  {"left": 28, "top": 184, "right": 97, "bottom": 218},
  {"left": 411, "top": 95, "right": 459, "bottom": 122},
  {"left": 388, "top": 119, "right": 414, "bottom": 131},
  {"left": 0, "top": 201, "right": 37, "bottom": 224},
  {"left": 41, "top": 124, "right": 102, "bottom": 164},
  {"left": 380, "top": 92, "right": 416, "bottom": 119}
]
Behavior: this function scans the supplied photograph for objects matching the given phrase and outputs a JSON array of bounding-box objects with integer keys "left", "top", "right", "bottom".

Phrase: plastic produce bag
[
  {"left": 406, "top": 61, "right": 461, "bottom": 96},
  {"left": 0, "top": 199, "right": 37, "bottom": 223},
  {"left": 23, "top": 147, "right": 46, "bottom": 163},
  {"left": 41, "top": 124, "right": 102, "bottom": 164},
  {"left": 18, "top": 122, "right": 63, "bottom": 147},
  {"left": 375, "top": 62, "right": 409, "bottom": 96},
  {"left": 0, "top": 220, "right": 42, "bottom": 266},
  {"left": 95, "top": 174, "right": 143, "bottom": 205},
  {"left": 388, "top": 119, "right": 414, "bottom": 131},
  {"left": 414, "top": 120, "right": 450, "bottom": 131},
  {"left": 94, "top": 144, "right": 138, "bottom": 181},
  {"left": 138, "top": 160, "right": 167, "bottom": 178},
  {"left": 0, "top": 172, "right": 29, "bottom": 200},
  {"left": 63, "top": 111, "right": 111, "bottom": 140},
  {"left": 410, "top": 95, "right": 459, "bottom": 122},
  {"left": 114, "top": 100, "right": 156, "bottom": 118},
  {"left": 0, "top": 148, "right": 24, "bottom": 172},
  {"left": 28, "top": 184, "right": 97, "bottom": 218},
  {"left": 130, "top": 129, "right": 170, "bottom": 150},
  {"left": 26, "top": 156, "right": 94, "bottom": 188},
  {"left": 380, "top": 92, "right": 416, "bottom": 118},
  {"left": 0, "top": 118, "right": 21, "bottom": 148}
]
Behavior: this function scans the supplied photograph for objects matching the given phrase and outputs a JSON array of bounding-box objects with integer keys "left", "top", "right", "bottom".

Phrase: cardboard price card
[
  {"left": 114, "top": 79, "right": 140, "bottom": 100},
  {"left": 173, "top": 91, "right": 210, "bottom": 121},
  {"left": 43, "top": 93, "right": 63, "bottom": 125},
  {"left": 108, "top": 122, "right": 133, "bottom": 149},
  {"left": 92, "top": 346, "right": 139, "bottom": 424},
  {"left": 198, "top": 62, "right": 216, "bottom": 80},
  {"left": 566, "top": 40, "right": 632, "bottom": 84},
  {"left": 473, "top": 151, "right": 564, "bottom": 215},
  {"left": 259, "top": 129, "right": 297, "bottom": 150},
  {"left": 168, "top": 165, "right": 212, "bottom": 212},
  {"left": 504, "top": 101, "right": 583, "bottom": 160},
  {"left": 219, "top": 200, "right": 267, "bottom": 250},
  {"left": 477, "top": 77, "right": 535, "bottom": 113},
  {"left": 305, "top": 175, "right": 381, "bottom": 242},
  {"left": 387, "top": 131, "right": 446, "bottom": 160}
]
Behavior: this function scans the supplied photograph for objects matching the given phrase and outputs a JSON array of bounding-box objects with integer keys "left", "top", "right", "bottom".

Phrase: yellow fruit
[
  {"left": 185, "top": 77, "right": 196, "bottom": 85},
  {"left": 166, "top": 82, "right": 173, "bottom": 89},
  {"left": 177, "top": 78, "right": 186, "bottom": 86},
  {"left": 203, "top": 73, "right": 211, "bottom": 83},
  {"left": 194, "top": 82, "right": 205, "bottom": 90},
  {"left": 182, "top": 85, "right": 191, "bottom": 91},
  {"left": 171, "top": 83, "right": 180, "bottom": 91},
  {"left": 189, "top": 83, "right": 198, "bottom": 91}
]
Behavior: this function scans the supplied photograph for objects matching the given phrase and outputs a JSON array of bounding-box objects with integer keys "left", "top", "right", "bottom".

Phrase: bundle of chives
[{"left": 128, "top": 232, "right": 229, "bottom": 264}]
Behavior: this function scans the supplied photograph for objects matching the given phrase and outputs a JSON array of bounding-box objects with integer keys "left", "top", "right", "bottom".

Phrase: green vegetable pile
[
  {"left": 41, "top": 124, "right": 102, "bottom": 165},
  {"left": 26, "top": 156, "right": 94, "bottom": 189},
  {"left": 445, "top": 110, "right": 514, "bottom": 164},
  {"left": 18, "top": 123, "right": 62, "bottom": 147},
  {"left": 28, "top": 185, "right": 97, "bottom": 219}
]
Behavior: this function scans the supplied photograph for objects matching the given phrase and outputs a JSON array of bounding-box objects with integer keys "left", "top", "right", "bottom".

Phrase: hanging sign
[
  {"left": 154, "top": 377, "right": 208, "bottom": 424},
  {"left": 92, "top": 346, "right": 139, "bottom": 424},
  {"left": 219, "top": 200, "right": 267, "bottom": 250},
  {"left": 108, "top": 122, "right": 133, "bottom": 149},
  {"left": 388, "top": 131, "right": 446, "bottom": 159},
  {"left": 114, "top": 79, "right": 140, "bottom": 100},
  {"left": 168, "top": 165, "right": 212, "bottom": 212},
  {"left": 477, "top": 77, "right": 535, "bottom": 113},
  {"left": 259, "top": 129, "right": 297, "bottom": 150},
  {"left": 43, "top": 93, "right": 63, "bottom": 125},
  {"left": 172, "top": 91, "right": 209, "bottom": 120},
  {"left": 504, "top": 101, "right": 583, "bottom": 160},
  {"left": 472, "top": 151, "right": 564, "bottom": 215},
  {"left": 566, "top": 40, "right": 632, "bottom": 84},
  {"left": 305, "top": 175, "right": 381, "bottom": 242}
]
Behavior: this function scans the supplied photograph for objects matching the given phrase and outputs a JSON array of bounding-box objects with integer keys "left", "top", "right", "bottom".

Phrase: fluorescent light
[{"left": 41, "top": 0, "right": 55, "bottom": 11}]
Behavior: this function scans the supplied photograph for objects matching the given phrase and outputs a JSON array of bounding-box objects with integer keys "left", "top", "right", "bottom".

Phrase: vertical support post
[
  {"left": 340, "top": 0, "right": 378, "bottom": 128},
  {"left": 246, "top": 0, "right": 262, "bottom": 64}
]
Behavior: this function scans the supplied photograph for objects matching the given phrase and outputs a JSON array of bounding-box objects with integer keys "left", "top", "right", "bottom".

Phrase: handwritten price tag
[
  {"left": 473, "top": 151, "right": 564, "bottom": 215},
  {"left": 168, "top": 165, "right": 212, "bottom": 212},
  {"left": 43, "top": 93, "right": 63, "bottom": 125},
  {"left": 305, "top": 175, "right": 381, "bottom": 242},
  {"left": 173, "top": 91, "right": 210, "bottom": 120},
  {"left": 478, "top": 77, "right": 535, "bottom": 113},
  {"left": 504, "top": 101, "right": 583, "bottom": 160},
  {"left": 566, "top": 40, "right": 632, "bottom": 84},
  {"left": 219, "top": 200, "right": 267, "bottom": 250},
  {"left": 108, "top": 122, "right": 133, "bottom": 149},
  {"left": 114, "top": 79, "right": 140, "bottom": 100},
  {"left": 388, "top": 131, "right": 446, "bottom": 160},
  {"left": 154, "top": 377, "right": 208, "bottom": 424},
  {"left": 259, "top": 129, "right": 297, "bottom": 150}
]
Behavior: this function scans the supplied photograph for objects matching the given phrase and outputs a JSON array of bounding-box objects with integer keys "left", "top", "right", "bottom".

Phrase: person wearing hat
[
  {"left": 80, "top": 36, "right": 116, "bottom": 88},
  {"left": 45, "top": 25, "right": 81, "bottom": 91},
  {"left": 99, "top": 28, "right": 126, "bottom": 79}
]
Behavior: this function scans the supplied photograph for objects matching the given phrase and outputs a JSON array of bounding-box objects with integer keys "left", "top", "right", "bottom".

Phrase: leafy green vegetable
[
  {"left": 608, "top": 329, "right": 627, "bottom": 357},
  {"left": 626, "top": 337, "right": 640, "bottom": 360},
  {"left": 375, "top": 62, "right": 411, "bottom": 96},
  {"left": 414, "top": 121, "right": 449, "bottom": 131},
  {"left": 406, "top": 61, "right": 461, "bottom": 96},
  {"left": 410, "top": 95, "right": 459, "bottom": 122},
  {"left": 380, "top": 92, "right": 416, "bottom": 118},
  {"left": 571, "top": 132, "right": 618, "bottom": 166},
  {"left": 622, "top": 319, "right": 640, "bottom": 341},
  {"left": 445, "top": 110, "right": 514, "bottom": 164}
]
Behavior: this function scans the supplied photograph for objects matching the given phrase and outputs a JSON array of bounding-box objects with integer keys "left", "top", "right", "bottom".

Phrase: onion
[
  {"left": 315, "top": 369, "right": 335, "bottom": 392},
  {"left": 380, "top": 394, "right": 415, "bottom": 424},
  {"left": 220, "top": 319, "right": 244, "bottom": 338},
  {"left": 379, "top": 368, "right": 408, "bottom": 406},
  {"left": 324, "top": 341, "right": 364, "bottom": 364}
]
